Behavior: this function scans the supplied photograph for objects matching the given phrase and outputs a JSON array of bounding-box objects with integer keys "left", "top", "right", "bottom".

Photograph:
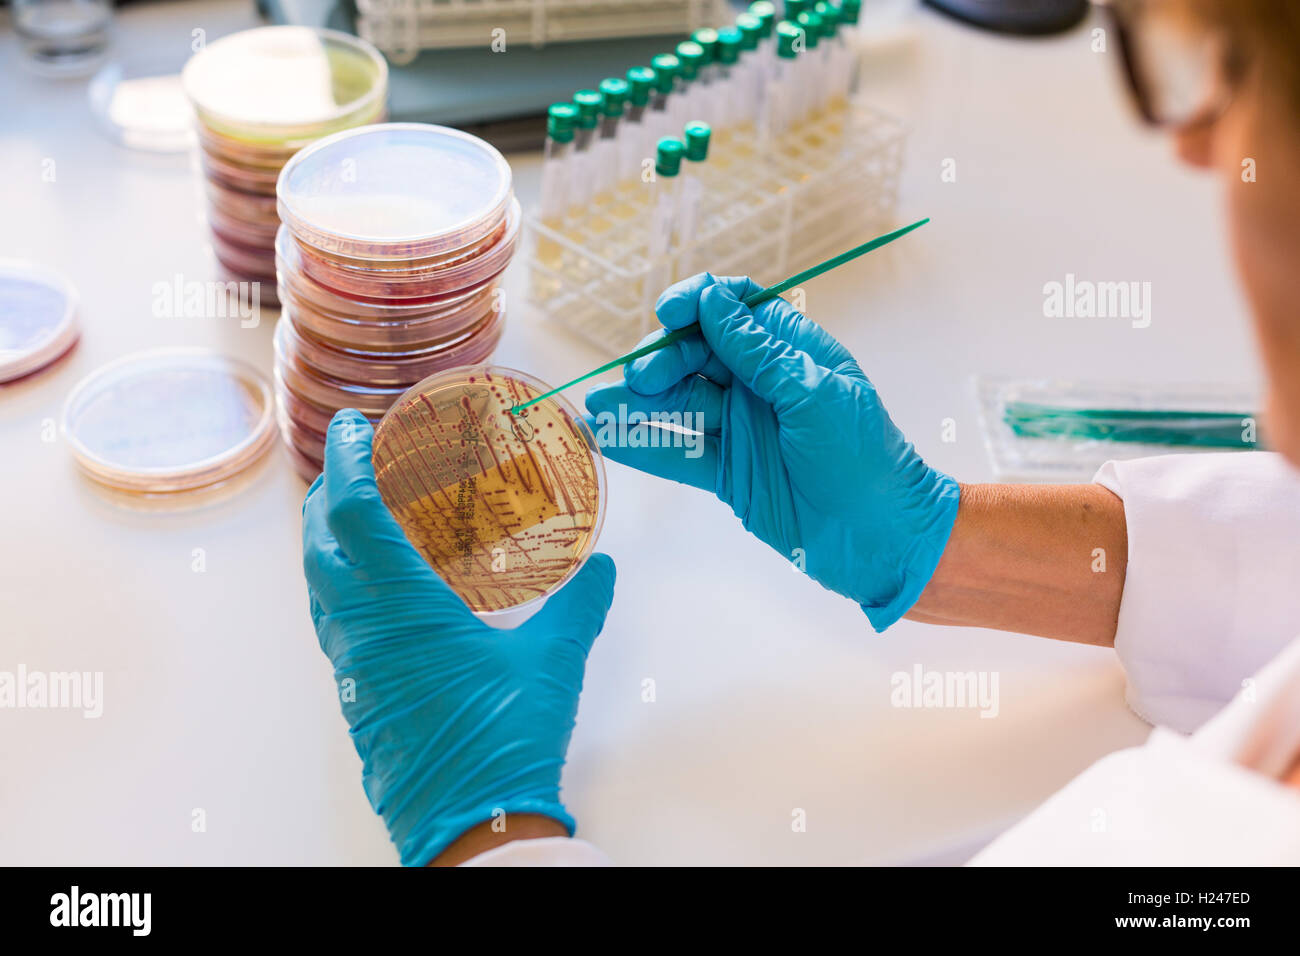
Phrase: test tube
[
  {"left": 676, "top": 122, "right": 711, "bottom": 274},
  {"left": 795, "top": 11, "right": 824, "bottom": 120},
  {"left": 715, "top": 27, "right": 743, "bottom": 137},
  {"left": 692, "top": 28, "right": 720, "bottom": 128},
  {"left": 762, "top": 21, "right": 801, "bottom": 146},
  {"left": 536, "top": 102, "right": 577, "bottom": 268},
  {"left": 645, "top": 137, "right": 685, "bottom": 311},
  {"left": 735, "top": 13, "right": 765, "bottom": 131},
  {"left": 814, "top": 2, "right": 850, "bottom": 108},
  {"left": 839, "top": 0, "right": 862, "bottom": 94},
  {"left": 785, "top": 0, "right": 809, "bottom": 21},
  {"left": 674, "top": 41, "right": 704, "bottom": 133},
  {"left": 593, "top": 77, "right": 628, "bottom": 207},
  {"left": 623, "top": 66, "right": 654, "bottom": 190},
  {"left": 650, "top": 53, "right": 680, "bottom": 150},
  {"left": 568, "top": 89, "right": 602, "bottom": 218}
]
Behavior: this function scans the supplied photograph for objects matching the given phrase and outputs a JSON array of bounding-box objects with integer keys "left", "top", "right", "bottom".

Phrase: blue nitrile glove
[
  {"left": 302, "top": 409, "right": 617, "bottom": 865},
  {"left": 584, "top": 273, "right": 958, "bottom": 631}
]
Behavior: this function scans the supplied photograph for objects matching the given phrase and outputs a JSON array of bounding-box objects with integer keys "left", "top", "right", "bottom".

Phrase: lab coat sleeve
[
  {"left": 458, "top": 838, "right": 613, "bottom": 867},
  {"left": 1094, "top": 452, "right": 1300, "bottom": 733}
]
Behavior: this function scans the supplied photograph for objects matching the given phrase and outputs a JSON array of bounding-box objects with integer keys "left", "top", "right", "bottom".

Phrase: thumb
[
  {"left": 697, "top": 282, "right": 829, "bottom": 416},
  {"left": 523, "top": 553, "right": 617, "bottom": 655}
]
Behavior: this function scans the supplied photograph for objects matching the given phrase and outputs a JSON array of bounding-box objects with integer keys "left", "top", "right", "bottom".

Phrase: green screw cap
[
  {"left": 692, "top": 28, "right": 719, "bottom": 65},
  {"left": 655, "top": 137, "right": 685, "bottom": 177},
  {"left": 785, "top": 0, "right": 809, "bottom": 18},
  {"left": 573, "top": 89, "right": 602, "bottom": 128},
  {"left": 815, "top": 0, "right": 839, "bottom": 31},
  {"left": 675, "top": 41, "right": 704, "bottom": 81},
  {"left": 651, "top": 54, "right": 680, "bottom": 93},
  {"left": 683, "top": 122, "right": 711, "bottom": 162},
  {"left": 749, "top": 1, "right": 776, "bottom": 36},
  {"left": 547, "top": 102, "right": 578, "bottom": 143},
  {"left": 717, "top": 27, "right": 742, "bottom": 64},
  {"left": 796, "top": 11, "right": 822, "bottom": 47},
  {"left": 626, "top": 66, "right": 654, "bottom": 106},
  {"left": 599, "top": 77, "right": 629, "bottom": 117},
  {"left": 736, "top": 13, "right": 763, "bottom": 49},
  {"left": 776, "top": 21, "right": 802, "bottom": 58},
  {"left": 840, "top": 0, "right": 861, "bottom": 25}
]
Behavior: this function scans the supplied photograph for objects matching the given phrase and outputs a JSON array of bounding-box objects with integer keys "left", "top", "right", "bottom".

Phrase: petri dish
[
  {"left": 0, "top": 260, "right": 80, "bottom": 384},
  {"left": 279, "top": 304, "right": 504, "bottom": 385},
  {"left": 275, "top": 370, "right": 381, "bottom": 435},
  {"left": 277, "top": 123, "right": 513, "bottom": 261},
  {"left": 88, "top": 60, "right": 196, "bottom": 153},
  {"left": 62, "top": 348, "right": 276, "bottom": 493},
  {"left": 286, "top": 198, "right": 520, "bottom": 302},
  {"left": 210, "top": 229, "right": 277, "bottom": 280},
  {"left": 182, "top": 27, "right": 388, "bottom": 144},
  {"left": 204, "top": 177, "right": 281, "bottom": 225},
  {"left": 372, "top": 366, "right": 606, "bottom": 616}
]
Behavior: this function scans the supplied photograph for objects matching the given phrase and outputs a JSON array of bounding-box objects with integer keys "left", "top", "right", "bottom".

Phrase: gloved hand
[
  {"left": 302, "top": 409, "right": 617, "bottom": 865},
  {"left": 585, "top": 273, "right": 959, "bottom": 631}
]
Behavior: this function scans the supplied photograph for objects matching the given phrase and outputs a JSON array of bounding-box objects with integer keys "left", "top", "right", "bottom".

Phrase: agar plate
[
  {"left": 372, "top": 366, "right": 606, "bottom": 615},
  {"left": 62, "top": 348, "right": 275, "bottom": 493},
  {"left": 0, "top": 260, "right": 80, "bottom": 384}
]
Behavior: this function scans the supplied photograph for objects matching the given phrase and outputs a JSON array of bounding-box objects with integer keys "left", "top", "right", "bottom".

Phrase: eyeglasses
[{"left": 1098, "top": 0, "right": 1246, "bottom": 127}]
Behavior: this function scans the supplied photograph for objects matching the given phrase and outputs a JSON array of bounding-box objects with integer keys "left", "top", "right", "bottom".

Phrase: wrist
[{"left": 429, "top": 814, "right": 571, "bottom": 866}]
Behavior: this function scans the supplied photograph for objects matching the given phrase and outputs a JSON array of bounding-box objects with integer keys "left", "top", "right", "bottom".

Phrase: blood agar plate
[
  {"left": 62, "top": 349, "right": 275, "bottom": 493},
  {"left": 277, "top": 123, "right": 513, "bottom": 261},
  {"left": 372, "top": 366, "right": 606, "bottom": 615},
  {"left": 0, "top": 260, "right": 80, "bottom": 384}
]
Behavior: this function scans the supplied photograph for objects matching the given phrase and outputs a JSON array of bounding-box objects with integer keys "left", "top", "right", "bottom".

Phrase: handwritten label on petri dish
[{"left": 373, "top": 370, "right": 602, "bottom": 613}]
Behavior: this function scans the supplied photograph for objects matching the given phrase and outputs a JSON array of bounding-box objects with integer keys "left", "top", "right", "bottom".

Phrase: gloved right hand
[{"left": 584, "top": 273, "right": 960, "bottom": 631}]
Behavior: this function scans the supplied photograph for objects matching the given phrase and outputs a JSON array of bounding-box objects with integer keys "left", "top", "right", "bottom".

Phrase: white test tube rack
[{"left": 525, "top": 100, "right": 907, "bottom": 355}]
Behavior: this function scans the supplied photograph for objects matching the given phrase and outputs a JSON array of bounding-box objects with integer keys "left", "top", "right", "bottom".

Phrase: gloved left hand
[{"left": 302, "top": 409, "right": 617, "bottom": 866}]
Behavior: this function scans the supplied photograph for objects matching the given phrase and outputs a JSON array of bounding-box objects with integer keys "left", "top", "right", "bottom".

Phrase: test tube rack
[
  {"left": 357, "top": 0, "right": 729, "bottom": 57},
  {"left": 525, "top": 100, "right": 907, "bottom": 354}
]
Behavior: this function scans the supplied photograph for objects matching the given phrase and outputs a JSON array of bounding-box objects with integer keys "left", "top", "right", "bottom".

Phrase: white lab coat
[{"left": 462, "top": 453, "right": 1300, "bottom": 866}]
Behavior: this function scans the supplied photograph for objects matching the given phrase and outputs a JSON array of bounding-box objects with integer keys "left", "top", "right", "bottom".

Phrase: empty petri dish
[
  {"left": 0, "top": 260, "right": 80, "bottom": 384},
  {"left": 372, "top": 366, "right": 606, "bottom": 616},
  {"left": 277, "top": 123, "right": 513, "bottom": 261},
  {"left": 62, "top": 348, "right": 276, "bottom": 493},
  {"left": 88, "top": 60, "right": 195, "bottom": 153},
  {"left": 182, "top": 27, "right": 388, "bottom": 144}
]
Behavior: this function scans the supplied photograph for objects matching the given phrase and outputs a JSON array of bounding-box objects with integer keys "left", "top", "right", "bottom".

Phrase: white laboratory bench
[{"left": 0, "top": 1, "right": 1258, "bottom": 865}]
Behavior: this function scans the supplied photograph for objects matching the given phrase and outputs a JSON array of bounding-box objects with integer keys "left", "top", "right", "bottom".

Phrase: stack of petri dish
[
  {"left": 273, "top": 123, "right": 519, "bottom": 481},
  {"left": 182, "top": 26, "right": 388, "bottom": 301}
]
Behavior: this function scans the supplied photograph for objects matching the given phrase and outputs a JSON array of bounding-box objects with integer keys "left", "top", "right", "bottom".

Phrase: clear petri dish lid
[
  {"left": 372, "top": 366, "right": 606, "bottom": 617},
  {"left": 0, "top": 260, "right": 80, "bottom": 384},
  {"left": 182, "top": 27, "right": 388, "bottom": 143},
  {"left": 62, "top": 348, "right": 276, "bottom": 493},
  {"left": 277, "top": 123, "right": 514, "bottom": 261},
  {"left": 88, "top": 60, "right": 196, "bottom": 153}
]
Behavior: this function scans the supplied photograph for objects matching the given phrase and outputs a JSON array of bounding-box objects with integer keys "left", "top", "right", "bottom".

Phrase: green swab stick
[{"left": 510, "top": 216, "right": 931, "bottom": 415}]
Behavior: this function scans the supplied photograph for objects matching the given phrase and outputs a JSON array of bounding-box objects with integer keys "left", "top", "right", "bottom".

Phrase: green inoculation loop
[
  {"left": 651, "top": 53, "right": 680, "bottom": 93},
  {"left": 508, "top": 218, "right": 932, "bottom": 415},
  {"left": 717, "top": 27, "right": 742, "bottom": 64},
  {"left": 546, "top": 102, "right": 577, "bottom": 143},
  {"left": 599, "top": 77, "right": 629, "bottom": 116},
  {"left": 626, "top": 66, "right": 655, "bottom": 106},
  {"left": 683, "top": 122, "right": 711, "bottom": 161},
  {"left": 675, "top": 41, "right": 704, "bottom": 81},
  {"left": 797, "top": 11, "right": 822, "bottom": 47},
  {"left": 736, "top": 13, "right": 763, "bottom": 49},
  {"left": 573, "top": 89, "right": 602, "bottom": 129},
  {"left": 749, "top": 0, "right": 776, "bottom": 35},
  {"left": 692, "top": 28, "right": 719, "bottom": 65},
  {"left": 776, "top": 21, "right": 802, "bottom": 58}
]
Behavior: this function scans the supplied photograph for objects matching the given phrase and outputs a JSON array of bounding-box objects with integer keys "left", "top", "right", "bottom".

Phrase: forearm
[{"left": 907, "top": 483, "right": 1128, "bottom": 646}]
